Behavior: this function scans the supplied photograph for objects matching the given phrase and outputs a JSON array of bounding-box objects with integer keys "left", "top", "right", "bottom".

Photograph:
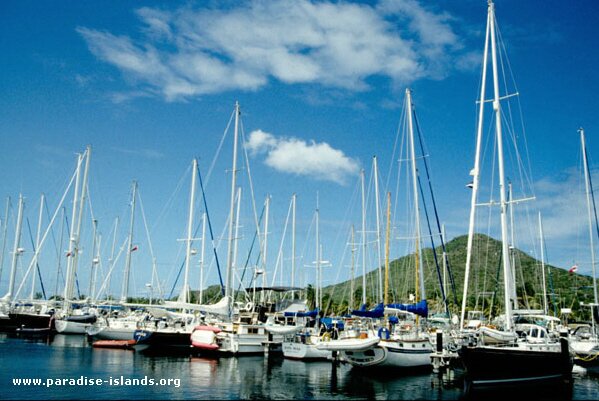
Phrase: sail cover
[
  {"left": 351, "top": 302, "right": 385, "bottom": 318},
  {"left": 385, "top": 299, "right": 428, "bottom": 318}
]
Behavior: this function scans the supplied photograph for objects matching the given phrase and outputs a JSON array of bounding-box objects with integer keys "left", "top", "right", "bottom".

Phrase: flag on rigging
[
  {"left": 131, "top": 245, "right": 138, "bottom": 252},
  {"left": 569, "top": 265, "right": 578, "bottom": 274}
]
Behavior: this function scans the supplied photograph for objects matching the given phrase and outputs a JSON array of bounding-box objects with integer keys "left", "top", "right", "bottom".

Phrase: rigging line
[
  {"left": 412, "top": 107, "right": 458, "bottom": 310},
  {"left": 25, "top": 218, "right": 47, "bottom": 300},
  {"left": 197, "top": 162, "right": 225, "bottom": 296},
  {"left": 136, "top": 188, "right": 163, "bottom": 299},
  {"left": 236, "top": 202, "right": 265, "bottom": 296},
  {"left": 151, "top": 163, "right": 191, "bottom": 234},
  {"left": 43, "top": 198, "right": 60, "bottom": 280},
  {"left": 270, "top": 197, "right": 293, "bottom": 287},
  {"left": 205, "top": 108, "right": 235, "bottom": 187},
  {"left": 239, "top": 120, "right": 267, "bottom": 277},
  {"left": 385, "top": 95, "right": 408, "bottom": 193},
  {"left": 416, "top": 175, "right": 448, "bottom": 315}
]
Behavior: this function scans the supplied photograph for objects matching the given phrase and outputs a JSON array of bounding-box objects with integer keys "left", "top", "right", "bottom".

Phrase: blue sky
[{"left": 0, "top": 0, "right": 598, "bottom": 302}]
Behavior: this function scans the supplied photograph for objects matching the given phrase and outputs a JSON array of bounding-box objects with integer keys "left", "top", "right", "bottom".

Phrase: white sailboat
[
  {"left": 569, "top": 128, "right": 599, "bottom": 370},
  {"left": 457, "top": 1, "right": 571, "bottom": 387},
  {"left": 332, "top": 91, "right": 433, "bottom": 369},
  {"left": 133, "top": 159, "right": 202, "bottom": 352},
  {"left": 55, "top": 146, "right": 99, "bottom": 335}
]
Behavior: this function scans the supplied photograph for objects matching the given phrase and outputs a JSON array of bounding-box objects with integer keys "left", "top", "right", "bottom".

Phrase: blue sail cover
[
  {"left": 284, "top": 308, "right": 319, "bottom": 318},
  {"left": 386, "top": 299, "right": 428, "bottom": 318},
  {"left": 351, "top": 302, "right": 385, "bottom": 318}
]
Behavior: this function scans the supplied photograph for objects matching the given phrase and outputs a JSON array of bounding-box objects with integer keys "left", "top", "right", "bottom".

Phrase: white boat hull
[
  {"left": 283, "top": 341, "right": 331, "bottom": 360},
  {"left": 341, "top": 338, "right": 432, "bottom": 368},
  {"left": 55, "top": 319, "right": 93, "bottom": 334}
]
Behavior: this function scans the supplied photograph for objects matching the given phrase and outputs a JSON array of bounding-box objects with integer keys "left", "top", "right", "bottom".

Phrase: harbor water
[{"left": 1, "top": 333, "right": 598, "bottom": 400}]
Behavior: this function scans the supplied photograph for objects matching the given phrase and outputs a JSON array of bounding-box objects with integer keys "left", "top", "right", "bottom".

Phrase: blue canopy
[
  {"left": 320, "top": 317, "right": 345, "bottom": 330},
  {"left": 351, "top": 302, "right": 385, "bottom": 318},
  {"left": 386, "top": 299, "right": 428, "bottom": 318},
  {"left": 284, "top": 308, "right": 319, "bottom": 318}
]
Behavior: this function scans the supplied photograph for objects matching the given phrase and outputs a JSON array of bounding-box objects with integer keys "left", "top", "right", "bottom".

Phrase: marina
[
  {"left": 1, "top": 333, "right": 598, "bottom": 400},
  {"left": 1, "top": 0, "right": 599, "bottom": 399}
]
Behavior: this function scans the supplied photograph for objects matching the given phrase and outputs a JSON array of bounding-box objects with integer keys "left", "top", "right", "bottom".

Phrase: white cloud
[
  {"left": 78, "top": 0, "right": 464, "bottom": 102},
  {"left": 246, "top": 130, "right": 360, "bottom": 184}
]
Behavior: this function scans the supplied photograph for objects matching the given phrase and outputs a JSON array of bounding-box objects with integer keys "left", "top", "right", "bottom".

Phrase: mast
[
  {"left": 107, "top": 216, "right": 119, "bottom": 300},
  {"left": 316, "top": 194, "right": 321, "bottom": 310},
  {"left": 262, "top": 194, "right": 270, "bottom": 304},
  {"left": 90, "top": 230, "right": 100, "bottom": 302},
  {"left": 373, "top": 156, "right": 383, "bottom": 301},
  {"left": 508, "top": 183, "right": 518, "bottom": 309},
  {"left": 233, "top": 187, "right": 242, "bottom": 303},
  {"left": 70, "top": 145, "right": 91, "bottom": 306},
  {"left": 350, "top": 224, "right": 355, "bottom": 311},
  {"left": 406, "top": 88, "right": 425, "bottom": 300},
  {"left": 4, "top": 194, "right": 24, "bottom": 303},
  {"left": 182, "top": 161, "right": 197, "bottom": 305},
  {"left": 88, "top": 219, "right": 98, "bottom": 301},
  {"left": 581, "top": 128, "right": 599, "bottom": 305},
  {"left": 0, "top": 197, "right": 10, "bottom": 286},
  {"left": 225, "top": 102, "right": 240, "bottom": 314},
  {"left": 29, "top": 194, "right": 44, "bottom": 300},
  {"left": 360, "top": 169, "right": 367, "bottom": 306},
  {"left": 461, "top": 3, "right": 492, "bottom": 329},
  {"left": 538, "top": 212, "right": 548, "bottom": 315},
  {"left": 121, "top": 180, "right": 138, "bottom": 303},
  {"left": 384, "top": 192, "right": 391, "bottom": 305},
  {"left": 199, "top": 212, "right": 206, "bottom": 305},
  {"left": 63, "top": 152, "right": 83, "bottom": 309},
  {"left": 291, "top": 193, "right": 296, "bottom": 299},
  {"left": 489, "top": 1, "right": 514, "bottom": 330}
]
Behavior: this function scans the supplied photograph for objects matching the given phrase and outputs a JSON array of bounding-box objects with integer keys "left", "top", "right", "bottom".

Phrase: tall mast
[
  {"left": 538, "top": 212, "right": 548, "bottom": 315},
  {"left": 508, "top": 183, "right": 518, "bottom": 309},
  {"left": 461, "top": 3, "right": 492, "bottom": 329},
  {"left": 182, "top": 161, "right": 197, "bottom": 305},
  {"left": 581, "top": 128, "right": 598, "bottom": 304},
  {"left": 291, "top": 193, "right": 296, "bottom": 299},
  {"left": 199, "top": 212, "right": 206, "bottom": 305},
  {"left": 350, "top": 224, "right": 355, "bottom": 311},
  {"left": 70, "top": 145, "right": 91, "bottom": 305},
  {"left": 29, "top": 194, "right": 44, "bottom": 300},
  {"left": 90, "top": 229, "right": 100, "bottom": 302},
  {"left": 0, "top": 197, "right": 10, "bottom": 286},
  {"left": 488, "top": 1, "right": 514, "bottom": 330},
  {"left": 373, "top": 156, "right": 383, "bottom": 302},
  {"left": 315, "top": 194, "right": 321, "bottom": 310},
  {"left": 360, "top": 169, "right": 367, "bottom": 306},
  {"left": 107, "top": 216, "right": 119, "bottom": 300},
  {"left": 406, "top": 88, "right": 425, "bottom": 300},
  {"left": 262, "top": 194, "right": 270, "bottom": 304},
  {"left": 4, "top": 194, "right": 24, "bottom": 303},
  {"left": 384, "top": 192, "right": 391, "bottom": 305},
  {"left": 63, "top": 152, "right": 83, "bottom": 309},
  {"left": 225, "top": 102, "right": 240, "bottom": 313},
  {"left": 121, "top": 180, "right": 138, "bottom": 303},
  {"left": 233, "top": 187, "right": 242, "bottom": 301}
]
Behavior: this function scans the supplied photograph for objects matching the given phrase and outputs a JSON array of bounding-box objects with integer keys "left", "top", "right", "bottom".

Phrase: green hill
[{"left": 318, "top": 234, "right": 595, "bottom": 321}]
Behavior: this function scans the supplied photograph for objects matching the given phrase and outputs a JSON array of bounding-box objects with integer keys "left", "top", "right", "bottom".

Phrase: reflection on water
[{"left": 0, "top": 333, "right": 596, "bottom": 400}]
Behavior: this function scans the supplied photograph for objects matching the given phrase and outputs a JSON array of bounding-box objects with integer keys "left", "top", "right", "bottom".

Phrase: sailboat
[
  {"left": 326, "top": 91, "right": 434, "bottom": 370},
  {"left": 457, "top": 1, "right": 572, "bottom": 387},
  {"left": 568, "top": 128, "right": 599, "bottom": 371},
  {"left": 133, "top": 159, "right": 203, "bottom": 352},
  {"left": 51, "top": 147, "right": 99, "bottom": 334},
  {"left": 282, "top": 197, "right": 334, "bottom": 360}
]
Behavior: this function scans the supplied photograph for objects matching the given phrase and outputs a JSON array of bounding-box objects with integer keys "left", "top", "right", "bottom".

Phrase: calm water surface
[{"left": 1, "top": 333, "right": 598, "bottom": 400}]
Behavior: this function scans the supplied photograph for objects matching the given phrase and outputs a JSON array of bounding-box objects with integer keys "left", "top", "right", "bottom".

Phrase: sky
[{"left": 0, "top": 0, "right": 598, "bottom": 303}]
